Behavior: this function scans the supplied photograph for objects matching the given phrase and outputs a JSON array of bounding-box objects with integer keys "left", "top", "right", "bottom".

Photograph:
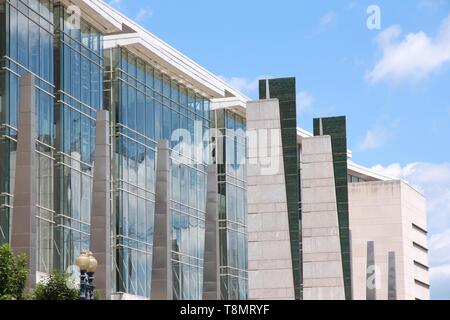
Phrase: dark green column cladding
[
  {"left": 313, "top": 116, "right": 352, "bottom": 300},
  {"left": 259, "top": 78, "right": 302, "bottom": 300}
]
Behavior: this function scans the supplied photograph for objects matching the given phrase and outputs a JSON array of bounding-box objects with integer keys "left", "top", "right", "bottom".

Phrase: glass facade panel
[
  {"left": 52, "top": 5, "right": 102, "bottom": 272},
  {"left": 105, "top": 47, "right": 211, "bottom": 299},
  {"left": 0, "top": 2, "right": 248, "bottom": 300},
  {"left": 213, "top": 109, "right": 248, "bottom": 300},
  {"left": 0, "top": 0, "right": 55, "bottom": 275}
]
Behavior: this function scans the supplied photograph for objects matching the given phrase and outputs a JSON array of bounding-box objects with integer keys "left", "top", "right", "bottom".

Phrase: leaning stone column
[
  {"left": 202, "top": 165, "right": 220, "bottom": 300},
  {"left": 151, "top": 140, "right": 172, "bottom": 300},
  {"left": 388, "top": 251, "right": 397, "bottom": 300},
  {"left": 90, "top": 110, "right": 111, "bottom": 300},
  {"left": 11, "top": 73, "right": 37, "bottom": 290},
  {"left": 366, "top": 241, "right": 376, "bottom": 300},
  {"left": 301, "top": 135, "right": 345, "bottom": 300}
]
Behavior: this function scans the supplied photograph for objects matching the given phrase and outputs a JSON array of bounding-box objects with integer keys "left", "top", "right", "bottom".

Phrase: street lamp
[
  {"left": 76, "top": 251, "right": 97, "bottom": 300},
  {"left": 87, "top": 251, "right": 98, "bottom": 300}
]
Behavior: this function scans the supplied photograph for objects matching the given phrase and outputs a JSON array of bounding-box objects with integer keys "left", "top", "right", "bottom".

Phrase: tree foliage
[
  {"left": 32, "top": 270, "right": 79, "bottom": 300},
  {"left": 0, "top": 244, "right": 28, "bottom": 300}
]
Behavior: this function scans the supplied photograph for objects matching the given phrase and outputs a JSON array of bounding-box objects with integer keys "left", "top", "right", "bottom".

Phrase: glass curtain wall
[
  {"left": 105, "top": 47, "right": 210, "bottom": 299},
  {"left": 53, "top": 4, "right": 103, "bottom": 272},
  {"left": 212, "top": 109, "right": 248, "bottom": 300},
  {"left": 0, "top": 0, "right": 54, "bottom": 275}
]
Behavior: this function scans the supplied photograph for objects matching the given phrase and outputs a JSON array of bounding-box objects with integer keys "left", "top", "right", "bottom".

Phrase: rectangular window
[
  {"left": 145, "top": 96, "right": 154, "bottom": 139},
  {"left": 136, "top": 91, "right": 145, "bottom": 134},
  {"left": 155, "top": 101, "right": 162, "bottom": 141},
  {"left": 29, "top": 20, "right": 39, "bottom": 74},
  {"left": 189, "top": 169, "right": 196, "bottom": 208},
  {"left": 18, "top": 12, "right": 28, "bottom": 67},
  {"left": 180, "top": 165, "right": 188, "bottom": 205},
  {"left": 127, "top": 86, "right": 136, "bottom": 129},
  {"left": 163, "top": 106, "right": 171, "bottom": 140}
]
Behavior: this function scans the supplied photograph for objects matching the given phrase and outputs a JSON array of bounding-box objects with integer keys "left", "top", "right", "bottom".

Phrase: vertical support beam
[
  {"left": 349, "top": 230, "right": 354, "bottom": 300},
  {"left": 388, "top": 251, "right": 397, "bottom": 300},
  {"left": 259, "top": 78, "right": 301, "bottom": 300},
  {"left": 11, "top": 73, "right": 37, "bottom": 289},
  {"left": 151, "top": 140, "right": 172, "bottom": 300},
  {"left": 313, "top": 116, "right": 352, "bottom": 299},
  {"left": 247, "top": 99, "right": 295, "bottom": 300},
  {"left": 366, "top": 241, "right": 376, "bottom": 300},
  {"left": 202, "top": 165, "right": 220, "bottom": 300},
  {"left": 301, "top": 135, "right": 345, "bottom": 300},
  {"left": 90, "top": 110, "right": 111, "bottom": 300}
]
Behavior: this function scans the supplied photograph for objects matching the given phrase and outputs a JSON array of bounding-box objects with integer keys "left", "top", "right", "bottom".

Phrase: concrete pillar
[
  {"left": 90, "top": 110, "right": 111, "bottom": 300},
  {"left": 151, "top": 140, "right": 172, "bottom": 300},
  {"left": 247, "top": 99, "right": 295, "bottom": 300},
  {"left": 202, "top": 165, "right": 220, "bottom": 300},
  {"left": 366, "top": 241, "right": 376, "bottom": 300},
  {"left": 388, "top": 251, "right": 397, "bottom": 300},
  {"left": 301, "top": 135, "right": 345, "bottom": 300},
  {"left": 11, "top": 73, "right": 37, "bottom": 290}
]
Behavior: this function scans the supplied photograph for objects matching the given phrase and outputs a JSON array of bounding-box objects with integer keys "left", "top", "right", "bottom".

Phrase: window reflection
[
  {"left": 213, "top": 110, "right": 248, "bottom": 300},
  {"left": 106, "top": 47, "right": 210, "bottom": 299}
]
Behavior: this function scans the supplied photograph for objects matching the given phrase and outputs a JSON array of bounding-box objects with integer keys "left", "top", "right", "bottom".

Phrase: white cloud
[
  {"left": 359, "top": 128, "right": 390, "bottom": 151},
  {"left": 305, "top": 10, "right": 337, "bottom": 39},
  {"left": 109, "top": 1, "right": 152, "bottom": 22},
  {"left": 429, "top": 262, "right": 450, "bottom": 299},
  {"left": 430, "top": 263, "right": 450, "bottom": 281},
  {"left": 419, "top": 0, "right": 449, "bottom": 12},
  {"left": 297, "top": 91, "right": 314, "bottom": 115},
  {"left": 320, "top": 11, "right": 337, "bottom": 28},
  {"left": 367, "top": 12, "right": 450, "bottom": 83},
  {"left": 429, "top": 229, "right": 450, "bottom": 265},
  {"left": 135, "top": 8, "right": 153, "bottom": 22},
  {"left": 109, "top": 0, "right": 122, "bottom": 8},
  {"left": 219, "top": 76, "right": 268, "bottom": 96}
]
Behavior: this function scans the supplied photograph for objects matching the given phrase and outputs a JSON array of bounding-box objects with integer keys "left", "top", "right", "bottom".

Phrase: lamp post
[
  {"left": 76, "top": 251, "right": 98, "bottom": 300},
  {"left": 87, "top": 251, "right": 98, "bottom": 300}
]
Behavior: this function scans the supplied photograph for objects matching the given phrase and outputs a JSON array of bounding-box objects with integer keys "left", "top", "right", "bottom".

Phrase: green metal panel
[
  {"left": 313, "top": 116, "right": 352, "bottom": 300},
  {"left": 259, "top": 78, "right": 302, "bottom": 300}
]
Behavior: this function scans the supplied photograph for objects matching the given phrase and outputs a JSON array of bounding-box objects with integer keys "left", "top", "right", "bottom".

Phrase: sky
[{"left": 108, "top": 0, "right": 450, "bottom": 299}]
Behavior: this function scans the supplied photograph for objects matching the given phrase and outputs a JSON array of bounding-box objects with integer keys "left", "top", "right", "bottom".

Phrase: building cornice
[{"left": 55, "top": 0, "right": 137, "bottom": 35}]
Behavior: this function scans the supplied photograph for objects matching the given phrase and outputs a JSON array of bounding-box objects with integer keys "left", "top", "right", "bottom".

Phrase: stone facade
[
  {"left": 90, "top": 110, "right": 112, "bottom": 299},
  {"left": 349, "top": 180, "right": 430, "bottom": 300},
  {"left": 247, "top": 99, "right": 295, "bottom": 300},
  {"left": 301, "top": 135, "right": 345, "bottom": 300},
  {"left": 10, "top": 73, "right": 37, "bottom": 290}
]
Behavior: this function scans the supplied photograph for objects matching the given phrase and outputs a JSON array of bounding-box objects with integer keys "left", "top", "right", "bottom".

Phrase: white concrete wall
[
  {"left": 348, "top": 180, "right": 430, "bottom": 300},
  {"left": 400, "top": 183, "right": 430, "bottom": 300},
  {"left": 247, "top": 99, "right": 295, "bottom": 300},
  {"left": 301, "top": 136, "right": 345, "bottom": 300}
]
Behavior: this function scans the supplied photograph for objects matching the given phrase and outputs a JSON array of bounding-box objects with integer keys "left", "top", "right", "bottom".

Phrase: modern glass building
[
  {"left": 105, "top": 46, "right": 210, "bottom": 299},
  {"left": 212, "top": 109, "right": 248, "bottom": 300},
  {"left": 0, "top": 0, "right": 55, "bottom": 273},
  {"left": 53, "top": 3, "right": 104, "bottom": 274},
  {"left": 2, "top": 1, "right": 426, "bottom": 302},
  {"left": 1, "top": 0, "right": 249, "bottom": 300}
]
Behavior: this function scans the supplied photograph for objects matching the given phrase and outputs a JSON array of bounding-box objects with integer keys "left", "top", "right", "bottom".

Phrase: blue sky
[{"left": 108, "top": 0, "right": 450, "bottom": 299}]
